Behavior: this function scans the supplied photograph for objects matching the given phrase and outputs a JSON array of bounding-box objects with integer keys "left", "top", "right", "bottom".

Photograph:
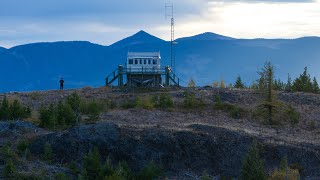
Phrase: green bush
[
  {"left": 82, "top": 147, "right": 101, "bottom": 180},
  {"left": 39, "top": 103, "right": 56, "bottom": 129},
  {"left": 0, "top": 97, "right": 31, "bottom": 121},
  {"left": 39, "top": 101, "right": 77, "bottom": 130},
  {"left": 87, "top": 101, "right": 101, "bottom": 122},
  {"left": 137, "top": 161, "right": 163, "bottom": 180},
  {"left": 43, "top": 143, "right": 53, "bottom": 162},
  {"left": 136, "top": 96, "right": 155, "bottom": 109},
  {"left": 1, "top": 143, "right": 16, "bottom": 160},
  {"left": 213, "top": 95, "right": 246, "bottom": 119},
  {"left": 0, "top": 96, "right": 10, "bottom": 120},
  {"left": 66, "top": 92, "right": 81, "bottom": 111},
  {"left": 3, "top": 159, "right": 16, "bottom": 179},
  {"left": 157, "top": 94, "right": 174, "bottom": 108},
  {"left": 240, "top": 140, "right": 266, "bottom": 180},
  {"left": 80, "top": 100, "right": 106, "bottom": 122},
  {"left": 229, "top": 106, "right": 247, "bottom": 119},
  {"left": 183, "top": 92, "right": 205, "bottom": 109},
  {"left": 120, "top": 99, "right": 137, "bottom": 109},
  {"left": 286, "top": 105, "right": 300, "bottom": 125},
  {"left": 55, "top": 173, "right": 69, "bottom": 180},
  {"left": 201, "top": 171, "right": 210, "bottom": 180},
  {"left": 17, "top": 139, "right": 29, "bottom": 156},
  {"left": 152, "top": 94, "right": 174, "bottom": 109}
]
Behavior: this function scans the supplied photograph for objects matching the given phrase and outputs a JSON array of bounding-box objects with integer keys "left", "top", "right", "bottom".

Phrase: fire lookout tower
[{"left": 105, "top": 51, "right": 180, "bottom": 88}]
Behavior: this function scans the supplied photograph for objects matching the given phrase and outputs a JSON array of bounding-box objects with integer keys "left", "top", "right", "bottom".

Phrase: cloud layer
[{"left": 0, "top": 0, "right": 320, "bottom": 47}]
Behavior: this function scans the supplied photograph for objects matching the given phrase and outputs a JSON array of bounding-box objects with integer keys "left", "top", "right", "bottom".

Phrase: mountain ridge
[{"left": 1, "top": 30, "right": 320, "bottom": 92}]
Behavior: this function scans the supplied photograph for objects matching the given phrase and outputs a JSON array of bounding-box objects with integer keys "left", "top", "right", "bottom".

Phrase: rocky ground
[{"left": 0, "top": 87, "right": 320, "bottom": 179}]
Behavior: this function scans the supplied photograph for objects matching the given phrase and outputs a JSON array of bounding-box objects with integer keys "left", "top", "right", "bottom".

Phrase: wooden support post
[
  {"left": 118, "top": 65, "right": 124, "bottom": 87},
  {"left": 165, "top": 66, "right": 170, "bottom": 86}
]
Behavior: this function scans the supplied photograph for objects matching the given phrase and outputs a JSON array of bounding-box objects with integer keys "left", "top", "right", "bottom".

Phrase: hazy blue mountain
[
  {"left": 1, "top": 31, "right": 320, "bottom": 92},
  {"left": 110, "top": 30, "right": 165, "bottom": 49},
  {"left": 176, "top": 32, "right": 235, "bottom": 41}
]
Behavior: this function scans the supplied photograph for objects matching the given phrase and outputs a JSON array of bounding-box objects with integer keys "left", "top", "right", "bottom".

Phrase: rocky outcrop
[{"left": 29, "top": 122, "right": 320, "bottom": 178}]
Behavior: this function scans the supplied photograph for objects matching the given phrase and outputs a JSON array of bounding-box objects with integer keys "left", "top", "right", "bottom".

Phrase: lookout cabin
[
  {"left": 126, "top": 52, "right": 162, "bottom": 87},
  {"left": 105, "top": 51, "right": 180, "bottom": 88}
]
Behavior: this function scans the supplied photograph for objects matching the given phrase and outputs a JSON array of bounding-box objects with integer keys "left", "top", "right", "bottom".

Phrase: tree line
[
  {"left": 0, "top": 97, "right": 31, "bottom": 121},
  {"left": 234, "top": 66, "right": 319, "bottom": 94}
]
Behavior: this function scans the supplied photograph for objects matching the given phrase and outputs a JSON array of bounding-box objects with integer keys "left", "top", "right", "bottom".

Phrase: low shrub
[
  {"left": 136, "top": 96, "right": 155, "bottom": 109},
  {"left": 43, "top": 143, "right": 53, "bottom": 162},
  {"left": 55, "top": 173, "right": 69, "bottom": 180},
  {"left": 17, "top": 139, "right": 29, "bottom": 156},
  {"left": 286, "top": 105, "right": 300, "bottom": 125},
  {"left": 120, "top": 100, "right": 137, "bottom": 109},
  {"left": 214, "top": 95, "right": 247, "bottom": 119},
  {"left": 153, "top": 94, "right": 174, "bottom": 109},
  {"left": 0, "top": 97, "right": 31, "bottom": 121},
  {"left": 3, "top": 159, "right": 16, "bottom": 179},
  {"left": 137, "top": 161, "right": 163, "bottom": 180},
  {"left": 183, "top": 92, "right": 205, "bottom": 109}
]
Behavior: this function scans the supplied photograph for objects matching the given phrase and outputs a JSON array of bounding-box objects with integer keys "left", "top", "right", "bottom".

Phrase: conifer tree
[
  {"left": 292, "top": 67, "right": 313, "bottom": 92},
  {"left": 66, "top": 92, "right": 81, "bottom": 112},
  {"left": 0, "top": 97, "right": 10, "bottom": 120},
  {"left": 273, "top": 79, "right": 285, "bottom": 91},
  {"left": 83, "top": 147, "right": 101, "bottom": 180},
  {"left": 188, "top": 78, "right": 196, "bottom": 88},
  {"left": 285, "top": 74, "right": 292, "bottom": 92},
  {"left": 234, "top": 76, "right": 245, "bottom": 89},
  {"left": 220, "top": 79, "right": 225, "bottom": 88},
  {"left": 9, "top": 100, "right": 23, "bottom": 120},
  {"left": 258, "top": 61, "right": 276, "bottom": 124},
  {"left": 312, "top": 77, "right": 319, "bottom": 94},
  {"left": 240, "top": 140, "right": 266, "bottom": 180}
]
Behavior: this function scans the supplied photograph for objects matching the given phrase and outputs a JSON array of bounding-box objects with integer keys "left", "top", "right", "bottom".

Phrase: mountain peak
[
  {"left": 110, "top": 30, "right": 165, "bottom": 48},
  {"left": 177, "top": 32, "right": 235, "bottom": 41}
]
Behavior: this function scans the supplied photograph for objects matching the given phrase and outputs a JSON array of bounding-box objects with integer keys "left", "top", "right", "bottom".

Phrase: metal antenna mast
[{"left": 165, "top": 3, "right": 175, "bottom": 72}]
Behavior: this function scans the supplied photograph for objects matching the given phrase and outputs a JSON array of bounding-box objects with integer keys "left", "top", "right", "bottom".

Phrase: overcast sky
[{"left": 0, "top": 0, "right": 319, "bottom": 48}]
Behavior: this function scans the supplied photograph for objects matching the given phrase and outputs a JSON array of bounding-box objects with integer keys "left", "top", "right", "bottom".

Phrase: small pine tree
[
  {"left": 234, "top": 76, "right": 245, "bottom": 89},
  {"left": 63, "top": 103, "right": 76, "bottom": 126},
  {"left": 56, "top": 101, "right": 66, "bottom": 127},
  {"left": 3, "top": 159, "right": 16, "bottom": 178},
  {"left": 285, "top": 74, "right": 292, "bottom": 92},
  {"left": 158, "top": 94, "right": 174, "bottom": 108},
  {"left": 188, "top": 78, "right": 196, "bottom": 88},
  {"left": 212, "top": 81, "right": 219, "bottom": 88},
  {"left": 292, "top": 67, "right": 313, "bottom": 92},
  {"left": 43, "top": 142, "right": 53, "bottom": 162},
  {"left": 87, "top": 101, "right": 100, "bottom": 122},
  {"left": 66, "top": 92, "right": 81, "bottom": 112},
  {"left": 0, "top": 96, "right": 10, "bottom": 120},
  {"left": 9, "top": 100, "right": 22, "bottom": 120},
  {"left": 280, "top": 156, "right": 288, "bottom": 171},
  {"left": 39, "top": 103, "right": 57, "bottom": 129},
  {"left": 138, "top": 161, "right": 163, "bottom": 180},
  {"left": 83, "top": 147, "right": 101, "bottom": 180},
  {"left": 312, "top": 77, "right": 319, "bottom": 94},
  {"left": 201, "top": 171, "right": 210, "bottom": 180},
  {"left": 258, "top": 61, "right": 276, "bottom": 124},
  {"left": 220, "top": 79, "right": 225, "bottom": 88},
  {"left": 273, "top": 79, "right": 285, "bottom": 91},
  {"left": 240, "top": 140, "right": 266, "bottom": 180}
]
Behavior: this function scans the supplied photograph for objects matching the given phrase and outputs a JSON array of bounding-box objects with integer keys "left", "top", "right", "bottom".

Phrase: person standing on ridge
[{"left": 60, "top": 78, "right": 65, "bottom": 90}]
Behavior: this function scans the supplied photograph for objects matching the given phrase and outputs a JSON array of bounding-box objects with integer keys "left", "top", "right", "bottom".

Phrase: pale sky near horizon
[{"left": 0, "top": 0, "right": 319, "bottom": 48}]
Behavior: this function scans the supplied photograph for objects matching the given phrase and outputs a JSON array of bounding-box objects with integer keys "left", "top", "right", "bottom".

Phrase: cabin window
[
  {"left": 153, "top": 60, "right": 157, "bottom": 65},
  {"left": 135, "top": 59, "right": 138, "bottom": 64},
  {"left": 144, "top": 59, "right": 147, "bottom": 64},
  {"left": 129, "top": 59, "right": 133, "bottom": 64},
  {"left": 148, "top": 59, "right": 151, "bottom": 64},
  {"left": 139, "top": 59, "right": 142, "bottom": 64}
]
